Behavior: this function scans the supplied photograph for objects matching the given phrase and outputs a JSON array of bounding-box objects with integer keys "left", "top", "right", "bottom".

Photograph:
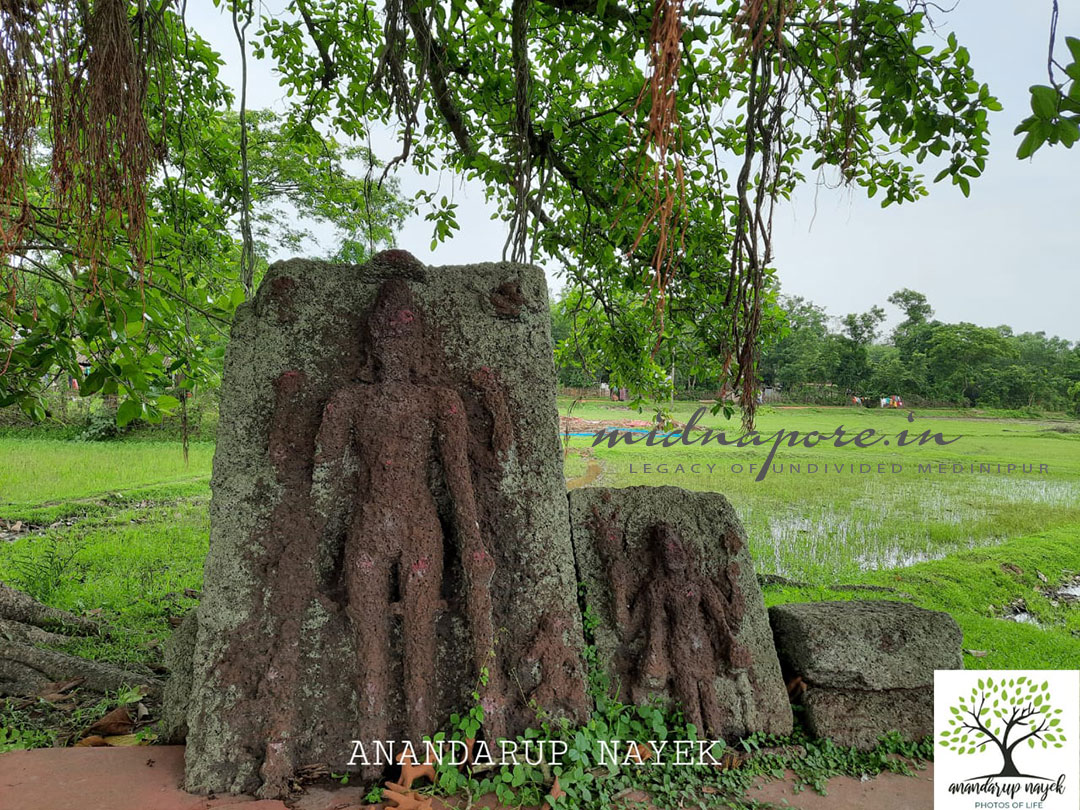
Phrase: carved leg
[
  {"left": 255, "top": 617, "right": 305, "bottom": 797},
  {"left": 401, "top": 547, "right": 440, "bottom": 743},
  {"left": 641, "top": 601, "right": 669, "bottom": 681},
  {"left": 462, "top": 551, "right": 507, "bottom": 740},
  {"left": 256, "top": 524, "right": 320, "bottom": 797},
  {"left": 345, "top": 543, "right": 393, "bottom": 754},
  {"left": 672, "top": 659, "right": 704, "bottom": 735},
  {"left": 698, "top": 677, "right": 725, "bottom": 739}
]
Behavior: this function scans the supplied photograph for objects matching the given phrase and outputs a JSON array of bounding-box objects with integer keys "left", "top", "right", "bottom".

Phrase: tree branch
[
  {"left": 1008, "top": 718, "right": 1049, "bottom": 752},
  {"left": 536, "top": 0, "right": 639, "bottom": 28},
  {"left": 404, "top": 6, "right": 476, "bottom": 158},
  {"left": 295, "top": 0, "right": 338, "bottom": 90}
]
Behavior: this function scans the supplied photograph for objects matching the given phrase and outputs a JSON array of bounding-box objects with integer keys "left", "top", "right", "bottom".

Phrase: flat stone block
[{"left": 769, "top": 600, "right": 963, "bottom": 691}]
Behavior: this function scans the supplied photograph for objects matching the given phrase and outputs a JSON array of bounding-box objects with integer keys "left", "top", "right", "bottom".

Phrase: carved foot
[{"left": 382, "top": 786, "right": 433, "bottom": 810}]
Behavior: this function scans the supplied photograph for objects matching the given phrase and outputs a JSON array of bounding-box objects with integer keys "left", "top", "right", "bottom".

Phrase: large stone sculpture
[
  {"left": 568, "top": 486, "right": 792, "bottom": 739},
  {"left": 177, "top": 253, "right": 587, "bottom": 797},
  {"left": 313, "top": 279, "right": 504, "bottom": 745}
]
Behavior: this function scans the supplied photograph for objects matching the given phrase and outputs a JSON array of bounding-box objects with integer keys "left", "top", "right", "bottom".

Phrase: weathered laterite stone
[
  {"left": 568, "top": 486, "right": 793, "bottom": 739},
  {"left": 769, "top": 601, "right": 963, "bottom": 749},
  {"left": 768, "top": 601, "right": 963, "bottom": 691},
  {"left": 801, "top": 687, "right": 936, "bottom": 750},
  {"left": 176, "top": 254, "right": 586, "bottom": 798}
]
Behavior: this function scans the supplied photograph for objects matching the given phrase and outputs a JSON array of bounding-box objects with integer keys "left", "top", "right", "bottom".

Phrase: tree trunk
[{"left": 997, "top": 744, "right": 1023, "bottom": 778}]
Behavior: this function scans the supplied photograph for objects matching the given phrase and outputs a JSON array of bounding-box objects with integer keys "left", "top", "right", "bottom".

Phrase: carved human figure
[
  {"left": 313, "top": 278, "right": 504, "bottom": 746},
  {"left": 626, "top": 522, "right": 750, "bottom": 736},
  {"left": 521, "top": 611, "right": 587, "bottom": 718}
]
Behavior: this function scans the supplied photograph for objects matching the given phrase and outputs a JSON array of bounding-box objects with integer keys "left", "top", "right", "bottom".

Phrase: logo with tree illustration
[{"left": 939, "top": 675, "right": 1068, "bottom": 780}]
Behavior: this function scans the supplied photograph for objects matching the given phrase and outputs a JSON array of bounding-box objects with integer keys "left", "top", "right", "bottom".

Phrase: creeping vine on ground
[{"left": 401, "top": 602, "right": 933, "bottom": 808}]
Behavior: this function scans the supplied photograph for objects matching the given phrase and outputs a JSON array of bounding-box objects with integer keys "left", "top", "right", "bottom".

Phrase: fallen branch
[
  {"left": 0, "top": 582, "right": 100, "bottom": 635},
  {"left": 0, "top": 638, "right": 161, "bottom": 698}
]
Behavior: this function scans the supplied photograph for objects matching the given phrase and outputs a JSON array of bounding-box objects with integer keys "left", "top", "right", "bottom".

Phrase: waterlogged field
[{"left": 560, "top": 400, "right": 1080, "bottom": 581}]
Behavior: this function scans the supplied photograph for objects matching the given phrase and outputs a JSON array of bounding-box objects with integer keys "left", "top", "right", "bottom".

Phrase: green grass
[
  {"left": 560, "top": 399, "right": 1080, "bottom": 581},
  {"left": 763, "top": 526, "right": 1080, "bottom": 670},
  {"left": 0, "top": 498, "right": 209, "bottom": 666},
  {"left": 0, "top": 438, "right": 213, "bottom": 522},
  {"left": 0, "top": 440, "right": 210, "bottom": 752},
  {"left": 0, "top": 438, "right": 211, "bottom": 665}
]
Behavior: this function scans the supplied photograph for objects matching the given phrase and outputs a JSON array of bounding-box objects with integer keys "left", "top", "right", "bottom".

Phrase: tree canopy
[
  {"left": 258, "top": 0, "right": 1002, "bottom": 422},
  {"left": 1, "top": 2, "right": 406, "bottom": 421},
  {"left": 5, "top": 0, "right": 1064, "bottom": 425},
  {"left": 750, "top": 290, "right": 1079, "bottom": 412}
]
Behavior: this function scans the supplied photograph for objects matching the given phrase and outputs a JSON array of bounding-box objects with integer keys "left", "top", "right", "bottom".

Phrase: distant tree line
[{"left": 554, "top": 288, "right": 1080, "bottom": 415}]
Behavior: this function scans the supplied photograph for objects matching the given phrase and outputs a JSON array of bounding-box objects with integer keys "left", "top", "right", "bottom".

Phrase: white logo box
[{"left": 934, "top": 670, "right": 1079, "bottom": 810}]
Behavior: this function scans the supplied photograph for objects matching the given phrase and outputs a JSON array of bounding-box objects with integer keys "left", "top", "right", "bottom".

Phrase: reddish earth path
[{"left": 0, "top": 745, "right": 933, "bottom": 809}]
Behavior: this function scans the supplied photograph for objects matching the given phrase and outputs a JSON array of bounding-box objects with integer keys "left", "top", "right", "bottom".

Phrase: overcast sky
[{"left": 187, "top": 0, "right": 1079, "bottom": 341}]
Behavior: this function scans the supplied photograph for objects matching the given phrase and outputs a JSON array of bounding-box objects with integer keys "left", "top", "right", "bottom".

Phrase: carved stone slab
[
  {"left": 180, "top": 253, "right": 585, "bottom": 797},
  {"left": 568, "top": 486, "right": 792, "bottom": 739}
]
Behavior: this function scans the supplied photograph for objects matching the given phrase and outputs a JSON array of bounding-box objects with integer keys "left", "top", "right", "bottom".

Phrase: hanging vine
[
  {"left": 231, "top": 0, "right": 256, "bottom": 297},
  {"left": 631, "top": 0, "right": 687, "bottom": 350}
]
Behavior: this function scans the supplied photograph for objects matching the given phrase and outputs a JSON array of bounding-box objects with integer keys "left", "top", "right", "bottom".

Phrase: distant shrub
[{"left": 80, "top": 410, "right": 121, "bottom": 441}]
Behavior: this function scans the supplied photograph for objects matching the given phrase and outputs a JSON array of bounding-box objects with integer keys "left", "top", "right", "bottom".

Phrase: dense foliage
[
  {"left": 754, "top": 290, "right": 1079, "bottom": 411},
  {"left": 3, "top": 0, "right": 1011, "bottom": 427},
  {"left": 1, "top": 2, "right": 407, "bottom": 423},
  {"left": 556, "top": 287, "right": 1080, "bottom": 414}
]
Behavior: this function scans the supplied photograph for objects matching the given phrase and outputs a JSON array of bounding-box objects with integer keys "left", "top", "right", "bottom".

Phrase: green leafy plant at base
[
  {"left": 0, "top": 721, "right": 54, "bottom": 753},
  {"left": 10, "top": 534, "right": 85, "bottom": 603},
  {"left": 415, "top": 608, "right": 933, "bottom": 808}
]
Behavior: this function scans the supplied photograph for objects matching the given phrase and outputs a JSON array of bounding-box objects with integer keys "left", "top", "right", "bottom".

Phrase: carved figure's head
[
  {"left": 649, "top": 521, "right": 690, "bottom": 576},
  {"left": 367, "top": 278, "right": 422, "bottom": 381}
]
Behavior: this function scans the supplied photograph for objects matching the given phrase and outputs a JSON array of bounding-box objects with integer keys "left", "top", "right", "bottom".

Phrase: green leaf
[
  {"left": 1016, "top": 129, "right": 1041, "bottom": 159},
  {"left": 1066, "top": 36, "right": 1080, "bottom": 65},
  {"left": 1031, "top": 85, "right": 1059, "bottom": 120},
  {"left": 116, "top": 399, "right": 143, "bottom": 427},
  {"left": 1057, "top": 117, "right": 1080, "bottom": 147},
  {"left": 80, "top": 370, "right": 105, "bottom": 397}
]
